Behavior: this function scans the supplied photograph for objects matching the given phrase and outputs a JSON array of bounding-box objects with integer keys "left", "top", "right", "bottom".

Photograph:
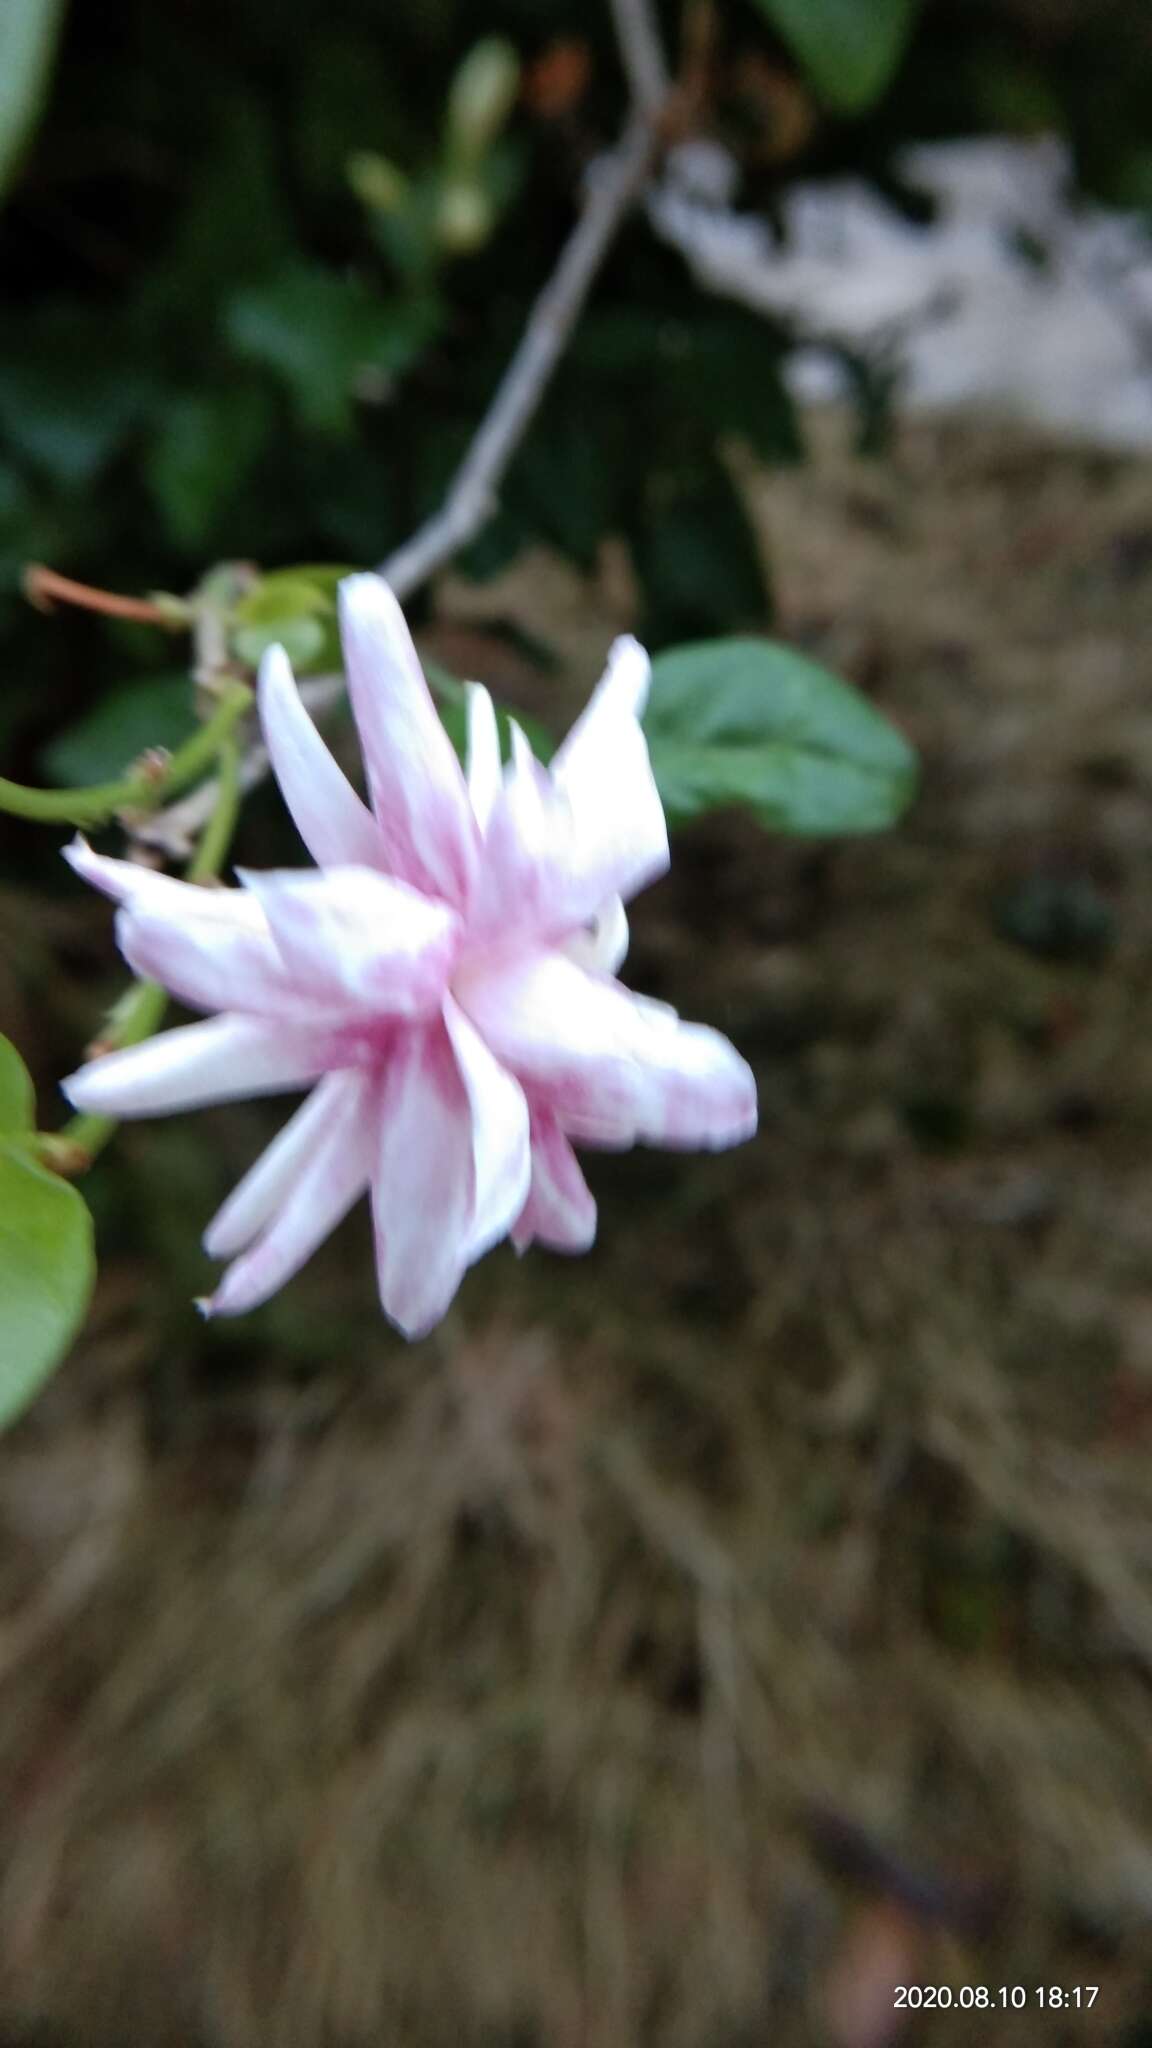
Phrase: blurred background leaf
[
  {"left": 750, "top": 0, "right": 922, "bottom": 112},
  {"left": 644, "top": 637, "right": 918, "bottom": 833},
  {"left": 0, "top": 0, "right": 66, "bottom": 199},
  {"left": 0, "top": 1033, "right": 94, "bottom": 1427}
]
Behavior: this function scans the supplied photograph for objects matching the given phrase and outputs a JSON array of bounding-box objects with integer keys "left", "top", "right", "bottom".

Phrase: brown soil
[{"left": 3, "top": 413, "right": 1152, "bottom": 2047}]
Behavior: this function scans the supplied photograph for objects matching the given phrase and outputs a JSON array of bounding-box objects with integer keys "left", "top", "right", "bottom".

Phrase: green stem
[
  {"left": 0, "top": 681, "right": 252, "bottom": 828},
  {"left": 186, "top": 733, "right": 241, "bottom": 884},
  {"left": 37, "top": 736, "right": 247, "bottom": 1177}
]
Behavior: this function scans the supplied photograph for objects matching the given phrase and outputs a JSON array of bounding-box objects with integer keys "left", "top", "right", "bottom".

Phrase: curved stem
[{"left": 0, "top": 681, "right": 252, "bottom": 828}]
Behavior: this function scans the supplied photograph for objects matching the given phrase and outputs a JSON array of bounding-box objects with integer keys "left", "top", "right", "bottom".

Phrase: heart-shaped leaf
[
  {"left": 644, "top": 637, "right": 917, "bottom": 835},
  {"left": 0, "top": 1145, "right": 94, "bottom": 1428}
]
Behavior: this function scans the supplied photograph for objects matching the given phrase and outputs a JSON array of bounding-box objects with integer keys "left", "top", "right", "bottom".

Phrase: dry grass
[{"left": 3, "top": 415, "right": 1152, "bottom": 2045}]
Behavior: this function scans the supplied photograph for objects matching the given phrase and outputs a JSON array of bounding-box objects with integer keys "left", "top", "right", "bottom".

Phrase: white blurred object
[{"left": 650, "top": 136, "right": 1152, "bottom": 450}]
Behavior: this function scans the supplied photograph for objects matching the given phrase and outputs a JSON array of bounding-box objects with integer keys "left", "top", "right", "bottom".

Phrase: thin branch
[
  {"left": 609, "top": 0, "right": 672, "bottom": 114},
  {"left": 145, "top": 0, "right": 671, "bottom": 852},
  {"left": 383, "top": 110, "right": 661, "bottom": 598}
]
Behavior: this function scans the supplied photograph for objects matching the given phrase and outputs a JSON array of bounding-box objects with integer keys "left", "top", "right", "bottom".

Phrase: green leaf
[
  {"left": 753, "top": 0, "right": 920, "bottom": 111},
  {"left": 0, "top": 310, "right": 156, "bottom": 486},
  {"left": 629, "top": 454, "right": 772, "bottom": 644},
  {"left": 144, "top": 387, "right": 273, "bottom": 549},
  {"left": 644, "top": 637, "right": 918, "bottom": 834},
  {"left": 0, "top": 1146, "right": 94, "bottom": 1430},
  {"left": 40, "top": 676, "right": 199, "bottom": 789},
  {"left": 0, "top": 0, "right": 66, "bottom": 199},
  {"left": 0, "top": 1034, "right": 34, "bottom": 1139},
  {"left": 226, "top": 267, "right": 438, "bottom": 435},
  {"left": 230, "top": 569, "right": 350, "bottom": 672}
]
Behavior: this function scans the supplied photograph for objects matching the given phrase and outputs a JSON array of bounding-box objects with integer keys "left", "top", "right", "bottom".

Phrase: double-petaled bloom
[{"left": 63, "top": 576, "right": 756, "bottom": 1336}]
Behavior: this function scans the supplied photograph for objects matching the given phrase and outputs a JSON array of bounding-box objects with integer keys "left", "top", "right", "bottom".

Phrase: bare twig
[
  {"left": 145, "top": 0, "right": 670, "bottom": 856},
  {"left": 609, "top": 0, "right": 672, "bottom": 114},
  {"left": 382, "top": 115, "right": 661, "bottom": 597}
]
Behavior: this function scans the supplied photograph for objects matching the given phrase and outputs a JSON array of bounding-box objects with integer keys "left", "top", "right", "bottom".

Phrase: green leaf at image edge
[
  {"left": 753, "top": 0, "right": 920, "bottom": 112},
  {"left": 0, "top": 0, "right": 67, "bottom": 199},
  {"left": 0, "top": 1146, "right": 94, "bottom": 1429},
  {"left": 0, "top": 1033, "right": 35, "bottom": 1137},
  {"left": 644, "top": 636, "right": 917, "bottom": 836}
]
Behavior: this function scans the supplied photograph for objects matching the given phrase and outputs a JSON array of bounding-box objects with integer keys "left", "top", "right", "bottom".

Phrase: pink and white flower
[{"left": 63, "top": 576, "right": 756, "bottom": 1337}]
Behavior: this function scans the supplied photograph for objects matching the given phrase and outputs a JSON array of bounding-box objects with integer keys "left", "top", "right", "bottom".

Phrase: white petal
[
  {"left": 469, "top": 643, "right": 668, "bottom": 949},
  {"left": 236, "top": 865, "right": 460, "bottom": 1017},
  {"left": 338, "top": 575, "right": 478, "bottom": 908},
  {"left": 62, "top": 1013, "right": 331, "bottom": 1118},
  {"left": 64, "top": 837, "right": 255, "bottom": 920},
  {"left": 455, "top": 951, "right": 758, "bottom": 1151},
  {"left": 548, "top": 634, "right": 669, "bottom": 910},
  {"left": 203, "top": 1070, "right": 360, "bottom": 1258},
  {"left": 371, "top": 1011, "right": 529, "bottom": 1338},
  {"left": 203, "top": 1071, "right": 376, "bottom": 1316},
  {"left": 465, "top": 682, "right": 502, "bottom": 833},
  {"left": 258, "top": 643, "right": 389, "bottom": 871},
  {"left": 116, "top": 899, "right": 308, "bottom": 1021},
  {"left": 443, "top": 995, "right": 531, "bottom": 1262},
  {"left": 512, "top": 1109, "right": 597, "bottom": 1254},
  {"left": 561, "top": 895, "right": 629, "bottom": 976}
]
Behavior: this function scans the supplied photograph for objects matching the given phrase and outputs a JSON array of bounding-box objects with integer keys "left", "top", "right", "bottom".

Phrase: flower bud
[
  {"left": 436, "top": 179, "right": 494, "bottom": 255},
  {"left": 347, "top": 151, "right": 410, "bottom": 215},
  {"left": 445, "top": 38, "right": 520, "bottom": 168}
]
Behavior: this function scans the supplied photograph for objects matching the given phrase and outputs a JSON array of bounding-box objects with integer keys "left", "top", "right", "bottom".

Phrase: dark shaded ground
[{"left": 3, "top": 414, "right": 1152, "bottom": 2045}]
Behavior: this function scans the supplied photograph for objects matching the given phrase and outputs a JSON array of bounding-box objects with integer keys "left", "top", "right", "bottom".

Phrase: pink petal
[
  {"left": 465, "top": 681, "right": 502, "bottom": 832},
  {"left": 371, "top": 1010, "right": 529, "bottom": 1338},
  {"left": 337, "top": 575, "right": 478, "bottom": 908},
  {"left": 512, "top": 1108, "right": 597, "bottom": 1254},
  {"left": 442, "top": 995, "right": 531, "bottom": 1262},
  {"left": 258, "top": 644, "right": 389, "bottom": 870},
  {"left": 548, "top": 635, "right": 669, "bottom": 910},
  {"left": 469, "top": 640, "right": 668, "bottom": 947},
  {"left": 66, "top": 838, "right": 344, "bottom": 1022},
  {"left": 203, "top": 1070, "right": 359, "bottom": 1258},
  {"left": 455, "top": 951, "right": 758, "bottom": 1152},
  {"left": 64, "top": 836, "right": 245, "bottom": 915},
  {"left": 202, "top": 1070, "right": 376, "bottom": 1316},
  {"left": 116, "top": 897, "right": 309, "bottom": 1021},
  {"left": 61, "top": 1013, "right": 332, "bottom": 1118},
  {"left": 236, "top": 865, "right": 461, "bottom": 1017},
  {"left": 561, "top": 895, "right": 629, "bottom": 976}
]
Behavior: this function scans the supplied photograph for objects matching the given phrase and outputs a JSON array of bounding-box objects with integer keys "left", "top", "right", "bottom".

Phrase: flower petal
[
  {"left": 236, "top": 865, "right": 460, "bottom": 1018},
  {"left": 64, "top": 836, "right": 253, "bottom": 918},
  {"left": 338, "top": 575, "right": 478, "bottom": 908},
  {"left": 62, "top": 1013, "right": 332, "bottom": 1119},
  {"left": 67, "top": 835, "right": 344, "bottom": 1021},
  {"left": 442, "top": 995, "right": 531, "bottom": 1262},
  {"left": 371, "top": 1010, "right": 529, "bottom": 1338},
  {"left": 116, "top": 898, "right": 307, "bottom": 1021},
  {"left": 258, "top": 644, "right": 389, "bottom": 870},
  {"left": 465, "top": 682, "right": 502, "bottom": 833},
  {"left": 470, "top": 639, "right": 668, "bottom": 947},
  {"left": 202, "top": 1070, "right": 360, "bottom": 1258},
  {"left": 548, "top": 635, "right": 669, "bottom": 910},
  {"left": 202, "top": 1070, "right": 375, "bottom": 1316},
  {"left": 512, "top": 1108, "right": 597, "bottom": 1254},
  {"left": 561, "top": 895, "right": 629, "bottom": 976},
  {"left": 455, "top": 951, "right": 758, "bottom": 1151}
]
